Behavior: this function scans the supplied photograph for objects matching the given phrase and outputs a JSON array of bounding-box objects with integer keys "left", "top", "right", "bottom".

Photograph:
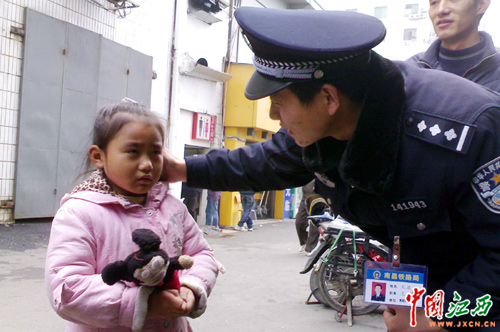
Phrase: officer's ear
[{"left": 321, "top": 84, "right": 341, "bottom": 116}]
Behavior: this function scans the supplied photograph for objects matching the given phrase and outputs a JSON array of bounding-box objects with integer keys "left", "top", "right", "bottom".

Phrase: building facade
[
  {"left": 0, "top": 0, "right": 231, "bottom": 223},
  {"left": 0, "top": 0, "right": 314, "bottom": 224},
  {"left": 3, "top": 0, "right": 497, "bottom": 224}
]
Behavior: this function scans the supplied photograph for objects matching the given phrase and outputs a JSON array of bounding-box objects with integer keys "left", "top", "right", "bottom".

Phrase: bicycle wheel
[
  {"left": 317, "top": 241, "right": 388, "bottom": 315},
  {"left": 309, "top": 267, "right": 328, "bottom": 305}
]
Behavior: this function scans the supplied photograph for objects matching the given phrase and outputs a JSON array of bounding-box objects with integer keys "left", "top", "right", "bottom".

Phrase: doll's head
[
  {"left": 102, "top": 228, "right": 194, "bottom": 288},
  {"left": 87, "top": 99, "right": 165, "bottom": 198}
]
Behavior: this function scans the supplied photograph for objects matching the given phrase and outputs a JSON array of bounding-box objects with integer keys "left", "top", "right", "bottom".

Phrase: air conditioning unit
[
  {"left": 189, "top": 0, "right": 228, "bottom": 14},
  {"left": 188, "top": 0, "right": 229, "bottom": 24}
]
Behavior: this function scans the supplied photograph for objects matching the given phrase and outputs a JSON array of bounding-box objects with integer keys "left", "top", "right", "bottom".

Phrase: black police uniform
[{"left": 185, "top": 8, "right": 500, "bottom": 329}]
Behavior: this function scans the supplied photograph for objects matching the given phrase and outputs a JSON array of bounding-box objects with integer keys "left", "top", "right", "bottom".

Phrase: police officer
[{"left": 163, "top": 7, "right": 500, "bottom": 331}]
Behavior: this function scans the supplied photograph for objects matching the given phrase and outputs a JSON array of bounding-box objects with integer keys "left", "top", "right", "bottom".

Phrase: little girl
[{"left": 45, "top": 99, "right": 222, "bottom": 332}]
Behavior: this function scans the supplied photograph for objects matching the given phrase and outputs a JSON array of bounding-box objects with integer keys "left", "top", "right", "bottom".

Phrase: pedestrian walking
[
  {"left": 205, "top": 190, "right": 222, "bottom": 229},
  {"left": 234, "top": 191, "right": 255, "bottom": 232},
  {"left": 181, "top": 183, "right": 202, "bottom": 219}
]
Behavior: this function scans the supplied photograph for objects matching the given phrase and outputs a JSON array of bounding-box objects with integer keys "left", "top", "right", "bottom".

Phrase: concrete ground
[{"left": 0, "top": 219, "right": 387, "bottom": 331}]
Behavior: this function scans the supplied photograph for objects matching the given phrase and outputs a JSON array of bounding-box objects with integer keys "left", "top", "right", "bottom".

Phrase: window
[
  {"left": 374, "top": 7, "right": 387, "bottom": 18},
  {"left": 403, "top": 28, "right": 417, "bottom": 41},
  {"left": 405, "top": 4, "right": 419, "bottom": 16}
]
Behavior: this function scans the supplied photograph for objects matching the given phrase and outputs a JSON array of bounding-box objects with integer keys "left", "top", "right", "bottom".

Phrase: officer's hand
[
  {"left": 384, "top": 306, "right": 447, "bottom": 332},
  {"left": 160, "top": 148, "right": 187, "bottom": 183}
]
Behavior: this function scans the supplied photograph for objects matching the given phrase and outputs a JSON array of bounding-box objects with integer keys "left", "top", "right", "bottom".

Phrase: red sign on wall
[{"left": 192, "top": 113, "right": 216, "bottom": 141}]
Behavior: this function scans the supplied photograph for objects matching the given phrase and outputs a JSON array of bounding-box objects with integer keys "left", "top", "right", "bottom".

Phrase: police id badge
[
  {"left": 363, "top": 261, "right": 428, "bottom": 308},
  {"left": 471, "top": 156, "right": 500, "bottom": 214}
]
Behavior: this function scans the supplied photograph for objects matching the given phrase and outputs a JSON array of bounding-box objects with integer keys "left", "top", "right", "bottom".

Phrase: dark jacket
[
  {"left": 186, "top": 55, "right": 500, "bottom": 328},
  {"left": 371, "top": 294, "right": 385, "bottom": 302},
  {"left": 407, "top": 31, "right": 500, "bottom": 93}
]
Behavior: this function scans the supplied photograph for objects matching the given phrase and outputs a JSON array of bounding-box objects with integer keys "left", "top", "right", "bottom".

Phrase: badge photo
[{"left": 364, "top": 261, "right": 428, "bottom": 308}]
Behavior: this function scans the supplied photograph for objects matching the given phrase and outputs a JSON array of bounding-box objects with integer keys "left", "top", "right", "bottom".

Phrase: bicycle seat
[{"left": 324, "top": 216, "right": 367, "bottom": 237}]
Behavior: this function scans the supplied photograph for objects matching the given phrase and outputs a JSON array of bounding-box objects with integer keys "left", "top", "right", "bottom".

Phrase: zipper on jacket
[
  {"left": 462, "top": 51, "right": 497, "bottom": 78},
  {"left": 417, "top": 60, "right": 432, "bottom": 69}
]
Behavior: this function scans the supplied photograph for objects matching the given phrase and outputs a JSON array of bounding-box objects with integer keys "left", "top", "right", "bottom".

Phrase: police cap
[{"left": 234, "top": 7, "right": 386, "bottom": 100}]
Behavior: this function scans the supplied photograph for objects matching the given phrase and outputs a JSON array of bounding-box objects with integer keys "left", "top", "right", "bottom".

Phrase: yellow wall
[
  {"left": 274, "top": 190, "right": 284, "bottom": 219},
  {"left": 219, "top": 63, "right": 284, "bottom": 227},
  {"left": 219, "top": 137, "right": 245, "bottom": 226},
  {"left": 255, "top": 98, "right": 274, "bottom": 130},
  {"left": 225, "top": 63, "right": 280, "bottom": 133}
]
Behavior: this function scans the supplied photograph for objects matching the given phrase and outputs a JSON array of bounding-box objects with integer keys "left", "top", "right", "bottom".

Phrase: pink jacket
[{"left": 45, "top": 182, "right": 223, "bottom": 332}]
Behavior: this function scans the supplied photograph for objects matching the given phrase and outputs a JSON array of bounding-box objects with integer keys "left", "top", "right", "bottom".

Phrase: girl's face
[{"left": 91, "top": 120, "right": 164, "bottom": 197}]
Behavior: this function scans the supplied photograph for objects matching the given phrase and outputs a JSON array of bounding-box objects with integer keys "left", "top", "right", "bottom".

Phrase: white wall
[
  {"left": 164, "top": 0, "right": 230, "bottom": 200},
  {"left": 177, "top": 75, "right": 225, "bottom": 152}
]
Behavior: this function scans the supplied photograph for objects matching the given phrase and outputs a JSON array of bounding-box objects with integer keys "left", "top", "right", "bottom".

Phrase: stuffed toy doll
[{"left": 102, "top": 228, "right": 194, "bottom": 331}]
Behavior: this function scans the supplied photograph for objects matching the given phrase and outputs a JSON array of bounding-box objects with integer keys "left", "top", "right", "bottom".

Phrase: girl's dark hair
[{"left": 84, "top": 100, "right": 165, "bottom": 170}]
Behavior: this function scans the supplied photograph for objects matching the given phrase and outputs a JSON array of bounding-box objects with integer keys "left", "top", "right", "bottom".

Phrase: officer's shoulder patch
[
  {"left": 471, "top": 156, "right": 500, "bottom": 214},
  {"left": 405, "top": 110, "right": 476, "bottom": 154}
]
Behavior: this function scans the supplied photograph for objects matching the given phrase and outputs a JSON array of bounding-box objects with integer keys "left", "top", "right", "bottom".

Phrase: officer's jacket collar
[{"left": 303, "top": 53, "right": 406, "bottom": 195}]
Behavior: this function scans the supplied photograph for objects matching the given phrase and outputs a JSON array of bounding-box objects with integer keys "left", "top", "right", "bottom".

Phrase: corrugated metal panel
[
  {"left": 15, "top": 9, "right": 66, "bottom": 218},
  {"left": 127, "top": 47, "right": 153, "bottom": 105},
  {"left": 15, "top": 8, "right": 152, "bottom": 219},
  {"left": 54, "top": 23, "right": 101, "bottom": 208},
  {"left": 98, "top": 38, "right": 130, "bottom": 107}
]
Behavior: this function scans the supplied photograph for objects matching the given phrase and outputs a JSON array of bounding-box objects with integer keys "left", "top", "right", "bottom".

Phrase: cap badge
[{"left": 313, "top": 70, "right": 324, "bottom": 79}]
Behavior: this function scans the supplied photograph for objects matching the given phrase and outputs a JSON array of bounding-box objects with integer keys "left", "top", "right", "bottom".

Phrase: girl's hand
[
  {"left": 159, "top": 149, "right": 187, "bottom": 183},
  {"left": 147, "top": 287, "right": 195, "bottom": 319},
  {"left": 384, "top": 306, "right": 447, "bottom": 332}
]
